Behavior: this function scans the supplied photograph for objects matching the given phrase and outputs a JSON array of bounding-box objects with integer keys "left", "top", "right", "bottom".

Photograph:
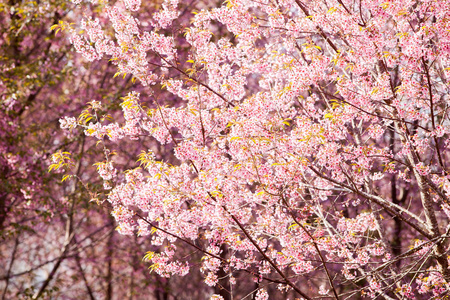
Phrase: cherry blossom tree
[{"left": 51, "top": 0, "right": 450, "bottom": 298}]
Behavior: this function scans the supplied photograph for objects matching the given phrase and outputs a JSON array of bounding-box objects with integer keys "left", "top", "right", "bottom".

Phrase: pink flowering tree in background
[{"left": 11, "top": 0, "right": 450, "bottom": 298}]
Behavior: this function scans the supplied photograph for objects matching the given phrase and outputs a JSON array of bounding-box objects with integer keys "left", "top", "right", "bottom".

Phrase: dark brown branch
[
  {"left": 280, "top": 194, "right": 340, "bottom": 299},
  {"left": 1, "top": 236, "right": 19, "bottom": 300}
]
